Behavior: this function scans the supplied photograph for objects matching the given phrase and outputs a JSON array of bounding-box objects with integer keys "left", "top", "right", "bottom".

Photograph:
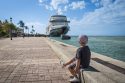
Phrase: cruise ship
[{"left": 46, "top": 15, "right": 70, "bottom": 37}]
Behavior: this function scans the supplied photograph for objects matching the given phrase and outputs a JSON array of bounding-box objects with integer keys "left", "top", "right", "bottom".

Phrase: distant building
[{"left": 16, "top": 27, "right": 23, "bottom": 37}]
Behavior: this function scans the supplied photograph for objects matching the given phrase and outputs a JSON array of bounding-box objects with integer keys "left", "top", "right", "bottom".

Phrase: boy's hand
[
  {"left": 62, "top": 64, "right": 66, "bottom": 68},
  {"left": 74, "top": 68, "right": 79, "bottom": 74}
]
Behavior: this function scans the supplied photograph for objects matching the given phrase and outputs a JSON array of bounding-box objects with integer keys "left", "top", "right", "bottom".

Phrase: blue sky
[{"left": 0, "top": 0, "right": 125, "bottom": 36}]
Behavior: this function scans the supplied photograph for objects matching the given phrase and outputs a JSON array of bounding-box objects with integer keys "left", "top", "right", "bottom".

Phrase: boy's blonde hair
[{"left": 78, "top": 35, "right": 88, "bottom": 45}]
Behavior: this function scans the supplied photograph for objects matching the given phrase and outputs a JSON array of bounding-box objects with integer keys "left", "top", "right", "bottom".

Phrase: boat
[
  {"left": 61, "top": 35, "right": 71, "bottom": 40},
  {"left": 46, "top": 15, "right": 70, "bottom": 37}
]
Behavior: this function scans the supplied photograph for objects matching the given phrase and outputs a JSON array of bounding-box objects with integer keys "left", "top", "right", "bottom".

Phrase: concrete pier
[{"left": 0, "top": 38, "right": 70, "bottom": 83}]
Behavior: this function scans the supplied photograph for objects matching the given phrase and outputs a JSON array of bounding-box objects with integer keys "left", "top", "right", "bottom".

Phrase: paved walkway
[{"left": 0, "top": 37, "right": 69, "bottom": 83}]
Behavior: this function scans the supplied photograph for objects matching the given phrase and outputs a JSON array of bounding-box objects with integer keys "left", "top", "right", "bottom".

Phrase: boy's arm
[
  {"left": 75, "top": 59, "right": 80, "bottom": 73},
  {"left": 63, "top": 57, "right": 75, "bottom": 67}
]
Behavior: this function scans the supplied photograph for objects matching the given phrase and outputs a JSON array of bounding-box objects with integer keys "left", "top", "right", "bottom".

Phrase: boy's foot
[
  {"left": 69, "top": 77, "right": 80, "bottom": 82},
  {"left": 70, "top": 76, "right": 74, "bottom": 78},
  {"left": 70, "top": 74, "right": 79, "bottom": 79}
]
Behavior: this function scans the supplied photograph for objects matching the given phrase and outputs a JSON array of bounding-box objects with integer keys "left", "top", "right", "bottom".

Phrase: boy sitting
[{"left": 62, "top": 35, "right": 91, "bottom": 82}]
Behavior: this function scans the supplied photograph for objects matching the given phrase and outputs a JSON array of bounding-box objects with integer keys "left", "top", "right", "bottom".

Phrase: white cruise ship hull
[{"left": 49, "top": 25, "right": 69, "bottom": 37}]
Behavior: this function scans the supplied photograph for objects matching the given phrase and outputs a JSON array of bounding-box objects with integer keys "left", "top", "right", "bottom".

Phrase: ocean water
[{"left": 50, "top": 36, "right": 125, "bottom": 62}]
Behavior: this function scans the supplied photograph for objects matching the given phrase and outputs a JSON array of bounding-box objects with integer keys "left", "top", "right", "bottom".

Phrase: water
[{"left": 50, "top": 36, "right": 125, "bottom": 62}]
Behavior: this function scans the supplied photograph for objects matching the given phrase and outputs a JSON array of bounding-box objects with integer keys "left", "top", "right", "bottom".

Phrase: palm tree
[
  {"left": 18, "top": 20, "right": 25, "bottom": 27},
  {"left": 0, "top": 20, "right": 2, "bottom": 24},
  {"left": 27, "top": 27, "right": 29, "bottom": 37},
  {"left": 31, "top": 25, "right": 35, "bottom": 36},
  {"left": 0, "top": 20, "right": 3, "bottom": 37},
  {"left": 25, "top": 26, "right": 29, "bottom": 37},
  {"left": 32, "top": 25, "right": 34, "bottom": 29},
  {"left": 4, "top": 19, "right": 8, "bottom": 23},
  {"left": 18, "top": 20, "right": 25, "bottom": 38}
]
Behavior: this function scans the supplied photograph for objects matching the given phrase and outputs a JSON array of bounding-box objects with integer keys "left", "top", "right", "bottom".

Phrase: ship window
[
  {"left": 51, "top": 22, "right": 66, "bottom": 25},
  {"left": 50, "top": 17, "right": 67, "bottom": 21}
]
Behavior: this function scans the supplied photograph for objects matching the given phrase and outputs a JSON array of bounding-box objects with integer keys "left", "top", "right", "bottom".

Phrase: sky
[{"left": 0, "top": 0, "right": 125, "bottom": 36}]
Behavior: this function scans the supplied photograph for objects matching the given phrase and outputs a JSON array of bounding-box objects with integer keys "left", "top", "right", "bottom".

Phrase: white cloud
[
  {"left": 38, "top": 0, "right": 43, "bottom": 3},
  {"left": 64, "top": 5, "right": 68, "bottom": 11},
  {"left": 38, "top": 0, "right": 69, "bottom": 14},
  {"left": 71, "top": 0, "right": 125, "bottom": 26},
  {"left": 45, "top": 5, "right": 53, "bottom": 11},
  {"left": 91, "top": 0, "right": 99, "bottom": 3},
  {"left": 95, "top": 3, "right": 100, "bottom": 7},
  {"left": 38, "top": 0, "right": 86, "bottom": 14},
  {"left": 57, "top": 8, "right": 63, "bottom": 15},
  {"left": 38, "top": 0, "right": 46, "bottom": 3},
  {"left": 50, "top": 0, "right": 69, "bottom": 14},
  {"left": 69, "top": 0, "right": 125, "bottom": 35},
  {"left": 50, "top": 0, "right": 68, "bottom": 10},
  {"left": 70, "top": 1, "right": 85, "bottom": 10},
  {"left": 100, "top": 0, "right": 113, "bottom": 7},
  {"left": 91, "top": 0, "right": 100, "bottom": 7},
  {"left": 91, "top": 0, "right": 114, "bottom": 7}
]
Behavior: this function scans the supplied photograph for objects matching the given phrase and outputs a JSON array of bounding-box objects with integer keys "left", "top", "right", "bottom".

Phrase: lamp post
[
  {"left": 23, "top": 27, "right": 25, "bottom": 38},
  {"left": 27, "top": 27, "right": 29, "bottom": 37},
  {"left": 10, "top": 17, "right": 12, "bottom": 40}
]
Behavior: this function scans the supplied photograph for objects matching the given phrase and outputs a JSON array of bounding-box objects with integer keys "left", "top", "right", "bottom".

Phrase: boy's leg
[
  {"left": 68, "top": 67, "right": 76, "bottom": 76},
  {"left": 68, "top": 64, "right": 77, "bottom": 77},
  {"left": 68, "top": 64, "right": 80, "bottom": 82}
]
